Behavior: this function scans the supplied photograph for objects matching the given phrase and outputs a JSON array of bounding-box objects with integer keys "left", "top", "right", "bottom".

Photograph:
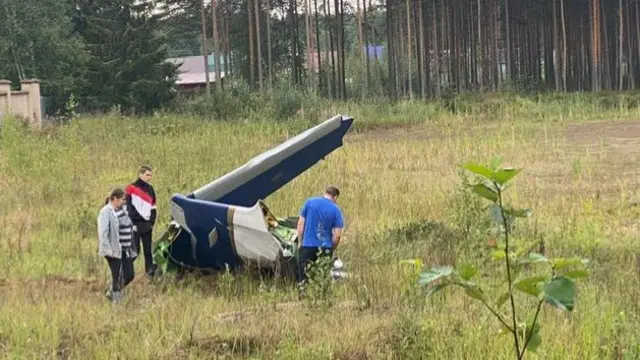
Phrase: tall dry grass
[{"left": 0, "top": 93, "right": 639, "bottom": 359}]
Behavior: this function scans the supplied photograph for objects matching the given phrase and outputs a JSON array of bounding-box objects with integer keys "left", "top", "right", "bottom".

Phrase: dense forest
[{"left": 1, "top": 0, "right": 639, "bottom": 115}]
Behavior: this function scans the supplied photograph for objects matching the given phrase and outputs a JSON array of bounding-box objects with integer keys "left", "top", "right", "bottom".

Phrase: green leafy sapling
[{"left": 418, "top": 156, "right": 590, "bottom": 359}]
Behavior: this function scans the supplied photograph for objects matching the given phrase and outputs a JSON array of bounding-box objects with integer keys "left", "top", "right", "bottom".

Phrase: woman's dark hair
[{"left": 105, "top": 188, "right": 125, "bottom": 204}]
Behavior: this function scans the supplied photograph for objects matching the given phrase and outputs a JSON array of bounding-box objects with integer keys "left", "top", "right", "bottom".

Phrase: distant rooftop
[{"left": 167, "top": 54, "right": 225, "bottom": 85}]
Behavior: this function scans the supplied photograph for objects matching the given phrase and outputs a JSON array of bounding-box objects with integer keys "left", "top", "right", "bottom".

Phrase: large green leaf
[
  {"left": 494, "top": 168, "right": 522, "bottom": 185},
  {"left": 471, "top": 183, "right": 499, "bottom": 202},
  {"left": 418, "top": 266, "right": 454, "bottom": 285},
  {"left": 514, "top": 276, "right": 548, "bottom": 297},
  {"left": 463, "top": 163, "right": 495, "bottom": 180},
  {"left": 544, "top": 276, "right": 576, "bottom": 311},
  {"left": 458, "top": 263, "right": 478, "bottom": 281}
]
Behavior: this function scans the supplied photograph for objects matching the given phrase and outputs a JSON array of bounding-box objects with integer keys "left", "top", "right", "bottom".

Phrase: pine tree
[
  {"left": 74, "top": 0, "right": 179, "bottom": 114},
  {"left": 0, "top": 0, "right": 87, "bottom": 115}
]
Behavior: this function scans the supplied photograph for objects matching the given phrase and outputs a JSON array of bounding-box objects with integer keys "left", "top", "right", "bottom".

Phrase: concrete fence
[{"left": 0, "top": 79, "right": 42, "bottom": 129}]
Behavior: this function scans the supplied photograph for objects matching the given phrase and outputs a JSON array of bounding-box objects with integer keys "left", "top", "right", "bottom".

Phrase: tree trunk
[
  {"left": 619, "top": 0, "right": 624, "bottom": 90},
  {"left": 440, "top": 0, "right": 446, "bottom": 87},
  {"left": 289, "top": 0, "right": 297, "bottom": 85},
  {"left": 406, "top": 0, "right": 412, "bottom": 99},
  {"left": 433, "top": 0, "right": 440, "bottom": 97},
  {"left": 477, "top": 0, "right": 483, "bottom": 90},
  {"left": 340, "top": 0, "right": 346, "bottom": 99},
  {"left": 334, "top": 0, "right": 342, "bottom": 98},
  {"left": 200, "top": 0, "right": 210, "bottom": 96},
  {"left": 418, "top": 0, "right": 426, "bottom": 98},
  {"left": 212, "top": 0, "right": 221, "bottom": 92},
  {"left": 494, "top": 0, "right": 500, "bottom": 87},
  {"left": 267, "top": 0, "right": 273, "bottom": 88},
  {"left": 248, "top": 0, "right": 255, "bottom": 87},
  {"left": 591, "top": 0, "right": 600, "bottom": 91},
  {"left": 561, "top": 0, "right": 567, "bottom": 91},
  {"left": 356, "top": 0, "right": 366, "bottom": 99},
  {"left": 254, "top": 0, "right": 263, "bottom": 90},
  {"left": 314, "top": 0, "right": 322, "bottom": 91},
  {"left": 224, "top": 1, "right": 232, "bottom": 78},
  {"left": 505, "top": 0, "right": 511, "bottom": 82},
  {"left": 602, "top": 0, "right": 611, "bottom": 90},
  {"left": 553, "top": 0, "right": 560, "bottom": 90},
  {"left": 387, "top": 0, "right": 397, "bottom": 99},
  {"left": 304, "top": 0, "right": 311, "bottom": 88},
  {"left": 626, "top": 0, "right": 635, "bottom": 89},
  {"left": 363, "top": 0, "right": 370, "bottom": 93},
  {"left": 636, "top": 0, "right": 640, "bottom": 87},
  {"left": 325, "top": 0, "right": 334, "bottom": 98}
]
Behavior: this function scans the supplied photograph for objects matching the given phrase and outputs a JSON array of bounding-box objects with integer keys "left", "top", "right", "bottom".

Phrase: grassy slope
[{"left": 0, "top": 94, "right": 639, "bottom": 359}]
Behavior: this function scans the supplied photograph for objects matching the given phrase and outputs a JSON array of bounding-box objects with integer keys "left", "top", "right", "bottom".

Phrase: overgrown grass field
[{"left": 1, "top": 93, "right": 639, "bottom": 359}]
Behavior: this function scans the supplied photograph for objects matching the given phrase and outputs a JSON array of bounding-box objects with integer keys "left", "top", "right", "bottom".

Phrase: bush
[{"left": 172, "top": 78, "right": 328, "bottom": 122}]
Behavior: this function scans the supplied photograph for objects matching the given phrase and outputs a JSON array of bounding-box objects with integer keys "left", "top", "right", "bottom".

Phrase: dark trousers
[
  {"left": 121, "top": 250, "right": 135, "bottom": 288},
  {"left": 133, "top": 222, "right": 155, "bottom": 275},
  {"left": 105, "top": 256, "right": 122, "bottom": 292},
  {"left": 105, "top": 252, "right": 135, "bottom": 292},
  {"left": 296, "top": 247, "right": 333, "bottom": 284}
]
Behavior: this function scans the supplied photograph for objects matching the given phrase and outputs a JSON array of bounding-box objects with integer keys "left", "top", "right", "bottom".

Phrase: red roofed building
[{"left": 167, "top": 54, "right": 226, "bottom": 93}]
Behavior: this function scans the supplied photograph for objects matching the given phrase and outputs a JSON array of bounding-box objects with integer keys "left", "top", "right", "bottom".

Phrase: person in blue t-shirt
[{"left": 295, "top": 185, "right": 345, "bottom": 284}]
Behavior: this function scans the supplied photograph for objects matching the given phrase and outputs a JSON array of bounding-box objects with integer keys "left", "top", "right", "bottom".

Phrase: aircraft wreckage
[{"left": 152, "top": 115, "right": 354, "bottom": 280}]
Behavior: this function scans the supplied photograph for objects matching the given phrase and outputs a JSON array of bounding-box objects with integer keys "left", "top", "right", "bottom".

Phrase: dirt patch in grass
[
  {"left": 0, "top": 275, "right": 104, "bottom": 297},
  {"left": 173, "top": 334, "right": 267, "bottom": 359},
  {"left": 564, "top": 120, "right": 640, "bottom": 187},
  {"left": 333, "top": 348, "right": 370, "bottom": 360},
  {"left": 214, "top": 300, "right": 360, "bottom": 324},
  {"left": 347, "top": 123, "right": 443, "bottom": 143},
  {"left": 565, "top": 120, "right": 640, "bottom": 157},
  {"left": 0, "top": 175, "right": 8, "bottom": 190},
  {"left": 566, "top": 120, "right": 640, "bottom": 142},
  {"left": 39, "top": 275, "right": 104, "bottom": 292}
]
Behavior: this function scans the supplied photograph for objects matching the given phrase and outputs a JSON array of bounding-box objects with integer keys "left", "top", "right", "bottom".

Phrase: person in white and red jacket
[{"left": 125, "top": 165, "right": 158, "bottom": 279}]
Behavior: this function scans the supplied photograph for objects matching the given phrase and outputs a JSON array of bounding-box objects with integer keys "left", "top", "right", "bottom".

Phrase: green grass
[{"left": 1, "top": 93, "right": 639, "bottom": 359}]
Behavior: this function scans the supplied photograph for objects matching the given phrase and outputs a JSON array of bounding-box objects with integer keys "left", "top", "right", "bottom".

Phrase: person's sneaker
[
  {"left": 145, "top": 269, "right": 155, "bottom": 280},
  {"left": 145, "top": 265, "right": 159, "bottom": 280},
  {"left": 110, "top": 291, "right": 123, "bottom": 304},
  {"left": 296, "top": 283, "right": 306, "bottom": 300}
]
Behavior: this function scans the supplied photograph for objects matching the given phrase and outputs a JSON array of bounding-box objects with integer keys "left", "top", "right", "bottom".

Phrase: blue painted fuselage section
[{"left": 170, "top": 195, "right": 241, "bottom": 269}]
